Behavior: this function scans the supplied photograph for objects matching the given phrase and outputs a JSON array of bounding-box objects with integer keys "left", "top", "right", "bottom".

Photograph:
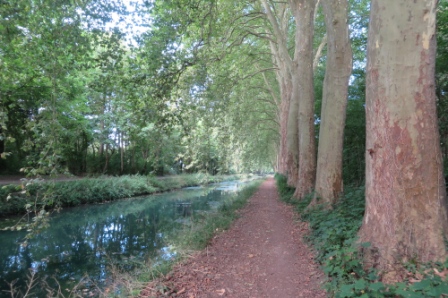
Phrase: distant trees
[{"left": 259, "top": 0, "right": 352, "bottom": 201}]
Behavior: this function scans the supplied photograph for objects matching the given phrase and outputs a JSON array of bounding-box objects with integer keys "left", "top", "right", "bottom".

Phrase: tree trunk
[
  {"left": 286, "top": 70, "right": 299, "bottom": 187},
  {"left": 290, "top": 0, "right": 316, "bottom": 199},
  {"left": 279, "top": 68, "right": 294, "bottom": 183},
  {"left": 313, "top": 0, "right": 352, "bottom": 204},
  {"left": 358, "top": 0, "right": 448, "bottom": 283}
]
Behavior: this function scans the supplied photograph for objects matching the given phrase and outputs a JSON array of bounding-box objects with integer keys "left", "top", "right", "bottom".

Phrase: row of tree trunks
[
  {"left": 267, "top": 0, "right": 447, "bottom": 281},
  {"left": 266, "top": 0, "right": 347, "bottom": 200},
  {"left": 256, "top": 0, "right": 448, "bottom": 283}
]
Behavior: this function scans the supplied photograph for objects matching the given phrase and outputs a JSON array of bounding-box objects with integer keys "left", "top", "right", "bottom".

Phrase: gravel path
[{"left": 140, "top": 178, "right": 326, "bottom": 298}]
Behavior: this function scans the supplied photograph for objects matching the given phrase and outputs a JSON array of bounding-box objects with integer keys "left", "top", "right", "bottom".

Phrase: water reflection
[{"left": 0, "top": 181, "right": 246, "bottom": 295}]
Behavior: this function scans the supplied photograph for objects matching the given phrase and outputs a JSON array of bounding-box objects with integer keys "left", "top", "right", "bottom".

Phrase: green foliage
[
  {"left": 305, "top": 186, "right": 365, "bottom": 251},
  {"left": 0, "top": 184, "right": 24, "bottom": 215},
  {"left": 274, "top": 173, "right": 313, "bottom": 213},
  {"left": 274, "top": 173, "right": 295, "bottom": 201},
  {"left": 344, "top": 71, "right": 366, "bottom": 186},
  {"left": 437, "top": 1, "right": 448, "bottom": 172},
  {"left": 0, "top": 0, "right": 128, "bottom": 176},
  {"left": 0, "top": 0, "right": 277, "bottom": 177}
]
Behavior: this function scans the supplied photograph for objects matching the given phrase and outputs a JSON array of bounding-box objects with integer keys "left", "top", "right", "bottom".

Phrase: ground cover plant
[{"left": 275, "top": 174, "right": 448, "bottom": 298}]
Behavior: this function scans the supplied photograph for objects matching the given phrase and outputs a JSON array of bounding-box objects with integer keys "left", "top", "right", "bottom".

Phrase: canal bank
[{"left": 0, "top": 178, "right": 263, "bottom": 297}]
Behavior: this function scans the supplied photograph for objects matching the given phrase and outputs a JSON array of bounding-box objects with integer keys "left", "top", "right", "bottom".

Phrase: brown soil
[{"left": 140, "top": 178, "right": 326, "bottom": 298}]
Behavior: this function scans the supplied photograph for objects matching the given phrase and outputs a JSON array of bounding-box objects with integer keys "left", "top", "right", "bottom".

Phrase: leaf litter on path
[{"left": 140, "top": 178, "right": 326, "bottom": 298}]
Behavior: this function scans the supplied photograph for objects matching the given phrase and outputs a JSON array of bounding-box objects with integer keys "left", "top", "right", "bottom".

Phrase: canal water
[{"left": 0, "top": 180, "right": 253, "bottom": 296}]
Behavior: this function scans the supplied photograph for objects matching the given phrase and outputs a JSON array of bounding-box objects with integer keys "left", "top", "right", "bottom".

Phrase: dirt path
[{"left": 140, "top": 178, "right": 326, "bottom": 298}]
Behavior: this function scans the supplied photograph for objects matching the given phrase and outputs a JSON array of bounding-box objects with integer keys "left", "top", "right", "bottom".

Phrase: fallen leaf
[{"left": 216, "top": 288, "right": 226, "bottom": 296}]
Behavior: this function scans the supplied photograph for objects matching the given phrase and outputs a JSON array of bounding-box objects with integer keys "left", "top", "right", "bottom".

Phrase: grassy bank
[
  {"left": 275, "top": 174, "right": 448, "bottom": 298},
  {"left": 0, "top": 174, "right": 246, "bottom": 217}
]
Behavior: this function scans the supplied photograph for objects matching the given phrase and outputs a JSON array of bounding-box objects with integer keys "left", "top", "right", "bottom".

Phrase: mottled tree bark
[
  {"left": 290, "top": 0, "right": 316, "bottom": 198},
  {"left": 278, "top": 97, "right": 290, "bottom": 175},
  {"left": 313, "top": 0, "right": 352, "bottom": 204},
  {"left": 358, "top": 0, "right": 448, "bottom": 283},
  {"left": 286, "top": 77, "right": 299, "bottom": 186}
]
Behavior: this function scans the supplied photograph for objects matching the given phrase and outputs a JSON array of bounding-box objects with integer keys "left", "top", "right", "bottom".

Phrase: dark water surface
[{"left": 0, "top": 180, "right": 248, "bottom": 296}]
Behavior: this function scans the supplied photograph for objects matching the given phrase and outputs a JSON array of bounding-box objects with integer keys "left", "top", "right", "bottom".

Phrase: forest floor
[{"left": 140, "top": 178, "right": 326, "bottom": 298}]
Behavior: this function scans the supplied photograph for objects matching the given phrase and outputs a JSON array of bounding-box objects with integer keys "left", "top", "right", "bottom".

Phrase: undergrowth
[{"left": 274, "top": 173, "right": 448, "bottom": 298}]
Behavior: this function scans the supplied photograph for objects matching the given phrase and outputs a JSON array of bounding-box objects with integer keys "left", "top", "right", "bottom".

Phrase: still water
[{"left": 0, "top": 180, "right": 250, "bottom": 296}]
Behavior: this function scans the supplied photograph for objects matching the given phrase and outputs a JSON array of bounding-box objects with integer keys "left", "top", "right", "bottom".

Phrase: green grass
[{"left": 274, "top": 173, "right": 448, "bottom": 298}]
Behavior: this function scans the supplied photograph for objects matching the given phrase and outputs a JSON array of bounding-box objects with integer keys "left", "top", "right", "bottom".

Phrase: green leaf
[
  {"left": 395, "top": 289, "right": 425, "bottom": 298},
  {"left": 339, "top": 284, "right": 354, "bottom": 297},
  {"left": 431, "top": 283, "right": 448, "bottom": 296},
  {"left": 411, "top": 279, "right": 432, "bottom": 291},
  {"left": 354, "top": 279, "right": 367, "bottom": 290},
  {"left": 361, "top": 242, "right": 371, "bottom": 248},
  {"left": 368, "top": 282, "right": 385, "bottom": 292}
]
